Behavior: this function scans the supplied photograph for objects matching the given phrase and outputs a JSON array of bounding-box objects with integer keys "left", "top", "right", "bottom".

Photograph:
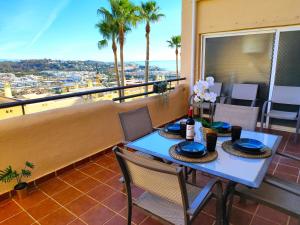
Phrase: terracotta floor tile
[
  {"left": 0, "top": 200, "right": 22, "bottom": 222},
  {"left": 256, "top": 205, "right": 289, "bottom": 225},
  {"left": 94, "top": 156, "right": 116, "bottom": 168},
  {"left": 229, "top": 206, "right": 252, "bottom": 225},
  {"left": 202, "top": 197, "right": 216, "bottom": 217},
  {"left": 27, "top": 198, "right": 60, "bottom": 220},
  {"left": 14, "top": 189, "right": 48, "bottom": 209},
  {"left": 102, "top": 192, "right": 127, "bottom": 212},
  {"left": 65, "top": 195, "right": 98, "bottom": 216},
  {"left": 105, "top": 214, "right": 127, "bottom": 225},
  {"left": 279, "top": 157, "right": 300, "bottom": 168},
  {"left": 39, "top": 207, "right": 76, "bottom": 225},
  {"left": 105, "top": 176, "right": 125, "bottom": 192},
  {"left": 68, "top": 219, "right": 87, "bottom": 225},
  {"left": 80, "top": 204, "right": 115, "bottom": 225},
  {"left": 77, "top": 162, "right": 104, "bottom": 175},
  {"left": 52, "top": 187, "right": 82, "bottom": 205},
  {"left": 233, "top": 197, "right": 258, "bottom": 214},
  {"left": 59, "top": 170, "right": 88, "bottom": 185},
  {"left": 120, "top": 206, "right": 148, "bottom": 225},
  {"left": 87, "top": 184, "right": 115, "bottom": 202},
  {"left": 276, "top": 164, "right": 299, "bottom": 176},
  {"left": 289, "top": 216, "right": 300, "bottom": 225},
  {"left": 140, "top": 216, "right": 164, "bottom": 225},
  {"left": 0, "top": 212, "right": 35, "bottom": 225},
  {"left": 251, "top": 215, "right": 280, "bottom": 225},
  {"left": 192, "top": 212, "right": 215, "bottom": 225},
  {"left": 73, "top": 177, "right": 101, "bottom": 193},
  {"left": 273, "top": 171, "right": 298, "bottom": 183},
  {"left": 38, "top": 177, "right": 70, "bottom": 196},
  {"left": 91, "top": 169, "right": 117, "bottom": 183},
  {"left": 106, "top": 162, "right": 121, "bottom": 173}
]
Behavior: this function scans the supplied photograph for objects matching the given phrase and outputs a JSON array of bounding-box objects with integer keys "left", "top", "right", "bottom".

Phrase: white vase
[{"left": 194, "top": 121, "right": 203, "bottom": 143}]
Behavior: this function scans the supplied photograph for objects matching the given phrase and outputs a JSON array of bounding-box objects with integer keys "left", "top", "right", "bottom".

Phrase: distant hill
[{"left": 0, "top": 59, "right": 109, "bottom": 74}]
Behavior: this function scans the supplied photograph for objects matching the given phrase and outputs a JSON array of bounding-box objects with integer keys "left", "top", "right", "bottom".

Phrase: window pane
[{"left": 204, "top": 33, "right": 274, "bottom": 105}]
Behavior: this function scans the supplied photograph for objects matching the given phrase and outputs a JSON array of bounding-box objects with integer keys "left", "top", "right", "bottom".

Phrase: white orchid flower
[
  {"left": 209, "top": 92, "right": 217, "bottom": 103},
  {"left": 194, "top": 95, "right": 200, "bottom": 103},
  {"left": 206, "top": 76, "right": 214, "bottom": 87}
]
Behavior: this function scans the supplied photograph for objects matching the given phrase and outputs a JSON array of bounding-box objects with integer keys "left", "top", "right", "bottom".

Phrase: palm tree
[
  {"left": 96, "top": 7, "right": 122, "bottom": 97},
  {"left": 139, "top": 1, "right": 164, "bottom": 92},
  {"left": 110, "top": 0, "right": 140, "bottom": 88},
  {"left": 167, "top": 35, "right": 181, "bottom": 81}
]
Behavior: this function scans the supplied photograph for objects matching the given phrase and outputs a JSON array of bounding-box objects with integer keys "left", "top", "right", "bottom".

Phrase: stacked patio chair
[
  {"left": 226, "top": 83, "right": 258, "bottom": 107},
  {"left": 260, "top": 85, "right": 300, "bottom": 142},
  {"left": 113, "top": 146, "right": 224, "bottom": 225}
]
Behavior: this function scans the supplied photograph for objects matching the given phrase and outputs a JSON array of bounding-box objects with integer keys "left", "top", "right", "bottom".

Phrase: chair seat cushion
[
  {"left": 235, "top": 182, "right": 300, "bottom": 217},
  {"left": 267, "top": 110, "right": 298, "bottom": 120},
  {"left": 134, "top": 183, "right": 201, "bottom": 225}
]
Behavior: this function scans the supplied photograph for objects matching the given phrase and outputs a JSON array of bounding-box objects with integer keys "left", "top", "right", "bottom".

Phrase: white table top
[{"left": 126, "top": 129, "right": 282, "bottom": 188}]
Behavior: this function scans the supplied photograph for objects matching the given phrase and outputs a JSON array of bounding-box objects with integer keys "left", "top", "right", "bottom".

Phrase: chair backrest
[
  {"left": 209, "top": 82, "right": 222, "bottom": 97},
  {"left": 113, "top": 147, "right": 187, "bottom": 207},
  {"left": 231, "top": 83, "right": 258, "bottom": 101},
  {"left": 214, "top": 103, "right": 259, "bottom": 131},
  {"left": 119, "top": 106, "right": 153, "bottom": 142},
  {"left": 272, "top": 86, "right": 300, "bottom": 105}
]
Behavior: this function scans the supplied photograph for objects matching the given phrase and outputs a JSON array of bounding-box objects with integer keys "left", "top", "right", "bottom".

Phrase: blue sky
[{"left": 0, "top": 0, "right": 181, "bottom": 61}]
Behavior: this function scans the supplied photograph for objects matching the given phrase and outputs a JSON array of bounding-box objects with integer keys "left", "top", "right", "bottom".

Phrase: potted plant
[
  {"left": 153, "top": 80, "right": 168, "bottom": 94},
  {"left": 0, "top": 161, "right": 34, "bottom": 199}
]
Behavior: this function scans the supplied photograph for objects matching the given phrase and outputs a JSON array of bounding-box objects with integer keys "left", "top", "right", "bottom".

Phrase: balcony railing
[{"left": 0, "top": 77, "right": 185, "bottom": 116}]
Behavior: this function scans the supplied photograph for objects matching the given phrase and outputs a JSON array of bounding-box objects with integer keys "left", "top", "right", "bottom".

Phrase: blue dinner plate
[
  {"left": 164, "top": 123, "right": 181, "bottom": 134},
  {"left": 176, "top": 141, "right": 207, "bottom": 158},
  {"left": 211, "top": 121, "right": 231, "bottom": 133},
  {"left": 233, "top": 138, "right": 266, "bottom": 154}
]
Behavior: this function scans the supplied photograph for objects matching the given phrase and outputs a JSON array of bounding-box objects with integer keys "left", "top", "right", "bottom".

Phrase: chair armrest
[
  {"left": 187, "top": 178, "right": 223, "bottom": 216},
  {"left": 276, "top": 151, "right": 300, "bottom": 162},
  {"left": 251, "top": 98, "right": 257, "bottom": 107},
  {"left": 264, "top": 175, "right": 300, "bottom": 196},
  {"left": 220, "top": 95, "right": 228, "bottom": 104},
  {"left": 261, "top": 100, "right": 273, "bottom": 114}
]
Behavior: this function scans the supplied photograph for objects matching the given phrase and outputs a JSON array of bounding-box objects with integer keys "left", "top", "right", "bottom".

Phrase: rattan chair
[
  {"left": 260, "top": 86, "right": 300, "bottom": 142},
  {"left": 214, "top": 103, "right": 259, "bottom": 131},
  {"left": 113, "top": 146, "right": 224, "bottom": 225},
  {"left": 227, "top": 83, "right": 258, "bottom": 107}
]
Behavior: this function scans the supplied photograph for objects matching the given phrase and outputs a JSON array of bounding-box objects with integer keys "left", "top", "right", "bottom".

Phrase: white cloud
[{"left": 28, "top": 0, "right": 71, "bottom": 47}]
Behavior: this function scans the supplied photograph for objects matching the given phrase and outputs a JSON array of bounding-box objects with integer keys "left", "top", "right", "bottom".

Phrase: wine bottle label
[{"left": 186, "top": 125, "right": 195, "bottom": 140}]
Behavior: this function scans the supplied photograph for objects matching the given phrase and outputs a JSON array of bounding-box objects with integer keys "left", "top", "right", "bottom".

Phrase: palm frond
[
  {"left": 98, "top": 40, "right": 108, "bottom": 50},
  {"left": 0, "top": 166, "right": 18, "bottom": 183},
  {"left": 25, "top": 161, "right": 34, "bottom": 169},
  {"left": 21, "top": 169, "right": 32, "bottom": 177}
]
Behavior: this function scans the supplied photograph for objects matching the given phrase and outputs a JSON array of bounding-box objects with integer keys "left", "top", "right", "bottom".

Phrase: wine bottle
[{"left": 186, "top": 107, "right": 195, "bottom": 141}]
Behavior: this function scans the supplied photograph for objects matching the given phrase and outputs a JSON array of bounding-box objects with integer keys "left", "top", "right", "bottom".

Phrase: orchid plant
[
  {"left": 193, "top": 76, "right": 217, "bottom": 122},
  {"left": 193, "top": 76, "right": 217, "bottom": 103}
]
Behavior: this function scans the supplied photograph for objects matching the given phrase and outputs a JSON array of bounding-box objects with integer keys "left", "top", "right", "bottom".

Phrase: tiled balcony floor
[{"left": 0, "top": 129, "right": 299, "bottom": 225}]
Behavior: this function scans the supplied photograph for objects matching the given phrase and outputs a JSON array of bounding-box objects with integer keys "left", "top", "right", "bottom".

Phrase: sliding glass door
[
  {"left": 203, "top": 32, "right": 274, "bottom": 105},
  {"left": 202, "top": 27, "right": 300, "bottom": 127}
]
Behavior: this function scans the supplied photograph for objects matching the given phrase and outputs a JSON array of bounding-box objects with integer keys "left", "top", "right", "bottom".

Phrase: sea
[{"left": 129, "top": 60, "right": 179, "bottom": 72}]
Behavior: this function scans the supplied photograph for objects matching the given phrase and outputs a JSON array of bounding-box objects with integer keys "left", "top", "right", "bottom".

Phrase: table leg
[{"left": 223, "top": 181, "right": 237, "bottom": 225}]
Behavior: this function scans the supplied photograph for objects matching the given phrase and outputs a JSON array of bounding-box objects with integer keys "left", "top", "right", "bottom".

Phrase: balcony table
[{"left": 126, "top": 128, "right": 282, "bottom": 224}]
